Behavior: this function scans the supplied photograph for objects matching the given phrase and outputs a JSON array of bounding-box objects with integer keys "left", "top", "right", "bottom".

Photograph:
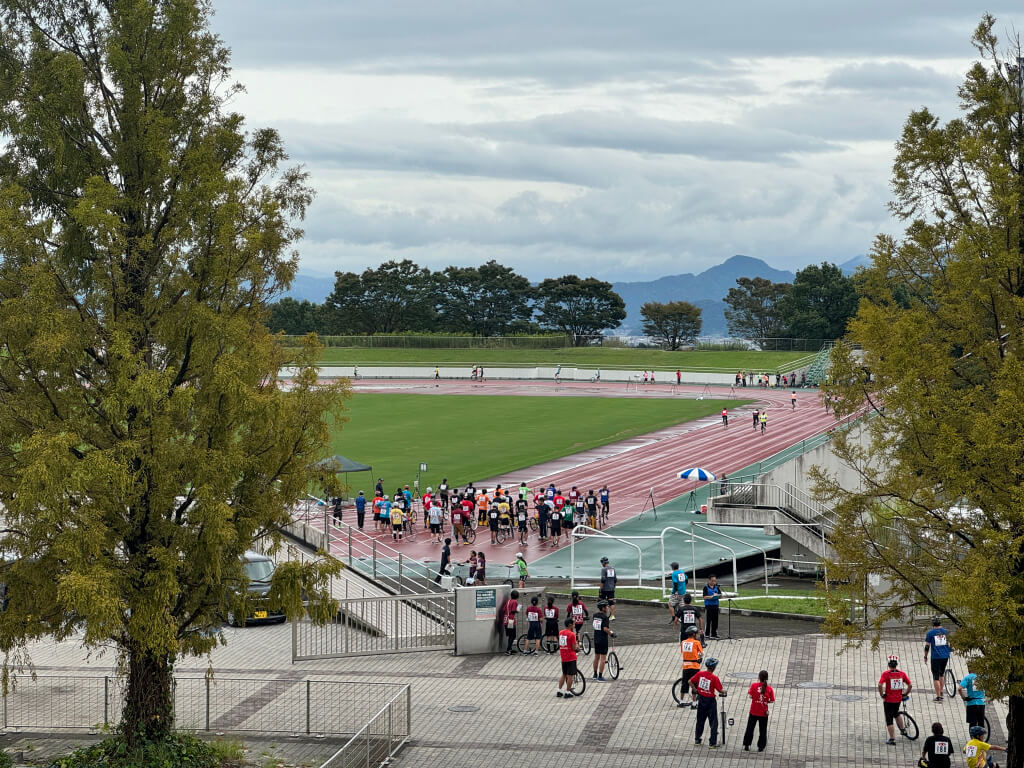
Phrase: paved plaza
[{"left": 0, "top": 602, "right": 998, "bottom": 768}]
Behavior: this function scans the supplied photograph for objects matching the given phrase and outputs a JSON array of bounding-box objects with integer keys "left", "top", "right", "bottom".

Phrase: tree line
[
  {"left": 270, "top": 260, "right": 627, "bottom": 347},
  {"left": 270, "top": 258, "right": 861, "bottom": 350}
]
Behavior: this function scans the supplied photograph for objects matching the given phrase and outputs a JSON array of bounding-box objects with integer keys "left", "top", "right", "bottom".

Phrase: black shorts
[
  {"left": 551, "top": 522, "right": 562, "bottom": 534},
  {"left": 930, "top": 657, "right": 949, "bottom": 680},
  {"left": 599, "top": 590, "right": 616, "bottom": 604},
  {"left": 594, "top": 641, "right": 608, "bottom": 656},
  {"left": 545, "top": 619, "right": 559, "bottom": 636},
  {"left": 682, "top": 668, "right": 699, "bottom": 687},
  {"left": 966, "top": 704, "right": 985, "bottom": 727},
  {"left": 528, "top": 623, "right": 542, "bottom": 640},
  {"left": 430, "top": 523, "right": 440, "bottom": 533},
  {"left": 561, "top": 660, "right": 577, "bottom": 676},
  {"left": 489, "top": 519, "right": 499, "bottom": 531},
  {"left": 883, "top": 700, "right": 902, "bottom": 725},
  {"left": 518, "top": 521, "right": 527, "bottom": 531}
]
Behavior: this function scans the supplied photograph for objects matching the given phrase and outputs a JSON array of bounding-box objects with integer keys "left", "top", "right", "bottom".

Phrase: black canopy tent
[{"left": 316, "top": 455, "right": 373, "bottom": 498}]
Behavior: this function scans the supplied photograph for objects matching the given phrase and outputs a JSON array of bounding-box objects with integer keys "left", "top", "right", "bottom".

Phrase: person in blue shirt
[
  {"left": 703, "top": 575, "right": 722, "bottom": 639},
  {"left": 924, "top": 616, "right": 952, "bottom": 701},
  {"left": 959, "top": 660, "right": 986, "bottom": 729},
  {"left": 599, "top": 486, "right": 610, "bottom": 520},
  {"left": 667, "top": 562, "right": 687, "bottom": 623},
  {"left": 354, "top": 491, "right": 367, "bottom": 529}
]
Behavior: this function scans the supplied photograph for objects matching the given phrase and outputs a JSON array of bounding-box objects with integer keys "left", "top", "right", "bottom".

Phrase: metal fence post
[
  {"left": 406, "top": 684, "right": 411, "bottom": 737},
  {"left": 372, "top": 540, "right": 377, "bottom": 579},
  {"left": 103, "top": 676, "right": 109, "bottom": 727},
  {"left": 398, "top": 554, "right": 404, "bottom": 594},
  {"left": 306, "top": 680, "right": 311, "bottom": 735},
  {"left": 394, "top": 599, "right": 399, "bottom": 650},
  {"left": 348, "top": 528, "right": 353, "bottom": 566},
  {"left": 365, "top": 721, "right": 371, "bottom": 767},
  {"left": 205, "top": 677, "right": 210, "bottom": 731}
]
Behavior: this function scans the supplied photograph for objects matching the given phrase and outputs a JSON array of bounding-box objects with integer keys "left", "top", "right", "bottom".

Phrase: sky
[{"left": 209, "top": 2, "right": 1023, "bottom": 283}]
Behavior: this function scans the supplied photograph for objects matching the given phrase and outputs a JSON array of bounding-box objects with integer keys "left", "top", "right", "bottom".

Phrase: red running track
[{"left": 311, "top": 381, "right": 838, "bottom": 568}]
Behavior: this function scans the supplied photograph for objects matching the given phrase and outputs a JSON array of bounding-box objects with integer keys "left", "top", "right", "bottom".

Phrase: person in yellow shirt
[
  {"left": 964, "top": 725, "right": 1005, "bottom": 768},
  {"left": 678, "top": 625, "right": 704, "bottom": 710},
  {"left": 389, "top": 504, "right": 403, "bottom": 541}
]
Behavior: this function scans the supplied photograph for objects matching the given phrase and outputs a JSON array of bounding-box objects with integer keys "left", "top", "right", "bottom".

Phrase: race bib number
[
  {"left": 683, "top": 611, "right": 696, "bottom": 623},
  {"left": 572, "top": 606, "right": 584, "bottom": 617},
  {"left": 698, "top": 677, "right": 711, "bottom": 691},
  {"left": 606, "top": 568, "right": 615, "bottom": 578},
  {"left": 934, "top": 635, "right": 947, "bottom": 646},
  {"left": 552, "top": 512, "right": 560, "bottom": 520},
  {"left": 490, "top": 511, "right": 498, "bottom": 519},
  {"left": 593, "top": 618, "right": 602, "bottom": 631},
  {"left": 935, "top": 742, "right": 949, "bottom": 755},
  {"left": 890, "top": 679, "right": 904, "bottom": 691},
  {"left": 965, "top": 745, "right": 978, "bottom": 758},
  {"left": 518, "top": 513, "right": 526, "bottom": 521},
  {"left": 545, "top": 608, "right": 556, "bottom": 618},
  {"left": 682, "top": 641, "right": 694, "bottom": 653},
  {"left": 559, "top": 635, "right": 569, "bottom": 648}
]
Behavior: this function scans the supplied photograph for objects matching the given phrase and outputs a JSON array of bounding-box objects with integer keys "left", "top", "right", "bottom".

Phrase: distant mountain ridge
[{"left": 612, "top": 255, "right": 795, "bottom": 336}]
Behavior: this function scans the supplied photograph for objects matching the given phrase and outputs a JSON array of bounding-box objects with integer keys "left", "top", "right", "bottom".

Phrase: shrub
[{"left": 49, "top": 733, "right": 225, "bottom": 768}]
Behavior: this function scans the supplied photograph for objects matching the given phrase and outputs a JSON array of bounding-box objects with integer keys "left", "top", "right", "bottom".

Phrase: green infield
[
  {"left": 310, "top": 347, "right": 812, "bottom": 372},
  {"left": 328, "top": 394, "right": 747, "bottom": 492}
]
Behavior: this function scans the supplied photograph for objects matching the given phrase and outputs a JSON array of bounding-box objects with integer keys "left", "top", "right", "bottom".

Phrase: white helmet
[
  {"left": 515, "top": 552, "right": 523, "bottom": 558},
  {"left": 426, "top": 487, "right": 433, "bottom": 492}
]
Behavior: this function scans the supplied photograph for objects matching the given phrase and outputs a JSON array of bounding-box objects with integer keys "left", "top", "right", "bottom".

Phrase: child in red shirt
[
  {"left": 742, "top": 670, "right": 775, "bottom": 752},
  {"left": 557, "top": 618, "right": 579, "bottom": 698}
]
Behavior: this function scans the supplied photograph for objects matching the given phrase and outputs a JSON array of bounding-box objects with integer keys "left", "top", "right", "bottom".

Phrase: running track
[{"left": 310, "top": 379, "right": 839, "bottom": 567}]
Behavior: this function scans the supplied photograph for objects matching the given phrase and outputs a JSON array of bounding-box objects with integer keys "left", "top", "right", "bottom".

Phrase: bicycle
[
  {"left": 501, "top": 565, "right": 521, "bottom": 587},
  {"left": 569, "top": 669, "right": 586, "bottom": 696},
  {"left": 897, "top": 695, "right": 919, "bottom": 740},
  {"left": 606, "top": 633, "right": 621, "bottom": 680},
  {"left": 573, "top": 626, "right": 592, "bottom": 656},
  {"left": 599, "top": 505, "right": 609, "bottom": 527},
  {"left": 495, "top": 519, "right": 513, "bottom": 544}
]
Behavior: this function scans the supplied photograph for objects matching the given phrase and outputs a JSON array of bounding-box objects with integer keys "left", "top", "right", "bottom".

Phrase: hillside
[{"left": 612, "top": 255, "right": 795, "bottom": 336}]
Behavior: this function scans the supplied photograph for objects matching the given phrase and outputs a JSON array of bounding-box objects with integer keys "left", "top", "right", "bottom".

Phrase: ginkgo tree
[
  {"left": 0, "top": 0, "right": 345, "bottom": 750},
  {"left": 818, "top": 16, "right": 1024, "bottom": 765}
]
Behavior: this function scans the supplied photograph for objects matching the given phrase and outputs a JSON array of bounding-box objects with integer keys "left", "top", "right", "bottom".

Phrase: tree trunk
[
  {"left": 1008, "top": 694, "right": 1024, "bottom": 768},
  {"left": 122, "top": 644, "right": 174, "bottom": 745}
]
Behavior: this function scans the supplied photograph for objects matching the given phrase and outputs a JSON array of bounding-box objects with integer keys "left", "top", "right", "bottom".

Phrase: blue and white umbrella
[{"left": 677, "top": 467, "right": 716, "bottom": 482}]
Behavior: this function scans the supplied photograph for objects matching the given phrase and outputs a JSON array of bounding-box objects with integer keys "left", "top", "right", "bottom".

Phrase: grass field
[
  {"left": 328, "top": 393, "right": 746, "bottom": 492},
  {"left": 310, "top": 347, "right": 812, "bottom": 371}
]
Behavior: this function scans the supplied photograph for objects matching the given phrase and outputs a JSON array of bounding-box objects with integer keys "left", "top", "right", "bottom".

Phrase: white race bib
[
  {"left": 593, "top": 618, "right": 602, "bottom": 631},
  {"left": 698, "top": 678, "right": 711, "bottom": 691},
  {"left": 965, "top": 745, "right": 978, "bottom": 758},
  {"left": 559, "top": 635, "right": 569, "bottom": 648},
  {"left": 606, "top": 568, "right": 615, "bottom": 578},
  {"left": 890, "top": 679, "right": 904, "bottom": 690},
  {"left": 935, "top": 742, "right": 949, "bottom": 755},
  {"left": 934, "top": 635, "right": 947, "bottom": 646}
]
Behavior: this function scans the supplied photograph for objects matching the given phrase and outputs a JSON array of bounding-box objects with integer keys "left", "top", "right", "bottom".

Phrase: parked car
[{"left": 226, "top": 551, "right": 287, "bottom": 627}]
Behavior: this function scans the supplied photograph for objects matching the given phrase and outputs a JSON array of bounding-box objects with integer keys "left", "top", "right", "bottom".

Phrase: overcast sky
[{"left": 210, "top": 2, "right": 1022, "bottom": 283}]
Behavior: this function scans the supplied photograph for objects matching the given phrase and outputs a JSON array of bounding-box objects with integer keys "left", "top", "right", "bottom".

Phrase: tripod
[{"left": 639, "top": 488, "right": 657, "bottom": 519}]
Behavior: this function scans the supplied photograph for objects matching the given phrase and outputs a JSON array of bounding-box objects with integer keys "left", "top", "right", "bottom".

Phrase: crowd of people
[{"left": 352, "top": 478, "right": 614, "bottom": 546}]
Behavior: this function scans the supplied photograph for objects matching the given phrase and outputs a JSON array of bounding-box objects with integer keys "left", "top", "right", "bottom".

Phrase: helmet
[
  {"left": 685, "top": 625, "right": 699, "bottom": 636},
  {"left": 426, "top": 486, "right": 432, "bottom": 492},
  {"left": 931, "top": 616, "right": 941, "bottom": 626},
  {"left": 969, "top": 725, "right": 987, "bottom": 738},
  {"left": 597, "top": 600, "right": 609, "bottom": 609},
  {"left": 600, "top": 557, "right": 609, "bottom": 564},
  {"left": 515, "top": 552, "right": 523, "bottom": 558},
  {"left": 704, "top": 657, "right": 719, "bottom": 670},
  {"left": 887, "top": 654, "right": 899, "bottom": 666}
]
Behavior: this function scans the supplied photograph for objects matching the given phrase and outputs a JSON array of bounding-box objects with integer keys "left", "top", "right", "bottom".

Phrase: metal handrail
[{"left": 568, "top": 524, "right": 645, "bottom": 590}]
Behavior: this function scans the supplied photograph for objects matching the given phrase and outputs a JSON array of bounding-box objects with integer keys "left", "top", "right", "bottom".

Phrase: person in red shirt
[
  {"left": 557, "top": 617, "right": 579, "bottom": 698},
  {"left": 878, "top": 654, "right": 913, "bottom": 745},
  {"left": 552, "top": 491, "right": 566, "bottom": 511},
  {"left": 525, "top": 596, "right": 543, "bottom": 655},
  {"left": 689, "top": 657, "right": 726, "bottom": 748},
  {"left": 742, "top": 670, "right": 775, "bottom": 752},
  {"left": 503, "top": 590, "right": 520, "bottom": 655},
  {"left": 567, "top": 592, "right": 588, "bottom": 638},
  {"left": 568, "top": 486, "right": 580, "bottom": 505}
]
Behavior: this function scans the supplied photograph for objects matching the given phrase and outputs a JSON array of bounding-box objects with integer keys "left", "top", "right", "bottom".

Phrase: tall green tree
[
  {"left": 639, "top": 300, "right": 702, "bottom": 350},
  {"left": 723, "top": 277, "right": 791, "bottom": 343},
  {"left": 436, "top": 260, "right": 533, "bottom": 335},
  {"left": 0, "top": 0, "right": 344, "bottom": 748},
  {"left": 268, "top": 297, "right": 321, "bottom": 335},
  {"left": 323, "top": 259, "right": 435, "bottom": 333},
  {"left": 535, "top": 275, "right": 626, "bottom": 346},
  {"left": 778, "top": 262, "right": 859, "bottom": 341},
  {"left": 817, "top": 16, "right": 1024, "bottom": 765}
]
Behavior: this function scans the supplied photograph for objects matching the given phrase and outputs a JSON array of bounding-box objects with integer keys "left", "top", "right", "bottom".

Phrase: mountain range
[{"left": 284, "top": 254, "right": 870, "bottom": 337}]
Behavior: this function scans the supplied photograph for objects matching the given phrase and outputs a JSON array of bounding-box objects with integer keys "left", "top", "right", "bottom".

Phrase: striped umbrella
[{"left": 677, "top": 467, "right": 716, "bottom": 481}]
